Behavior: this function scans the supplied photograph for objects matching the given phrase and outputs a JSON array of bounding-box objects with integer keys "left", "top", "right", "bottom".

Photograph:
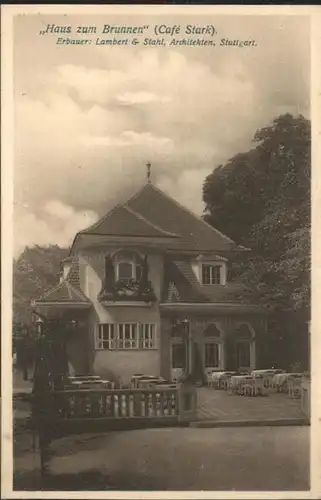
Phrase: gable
[
  {"left": 162, "top": 260, "right": 247, "bottom": 304},
  {"left": 127, "top": 183, "right": 235, "bottom": 253},
  {"left": 35, "top": 280, "right": 91, "bottom": 304},
  {"left": 80, "top": 204, "right": 178, "bottom": 239}
]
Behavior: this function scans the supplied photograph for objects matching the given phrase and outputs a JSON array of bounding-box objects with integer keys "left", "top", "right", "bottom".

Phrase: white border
[{"left": 2, "top": 4, "right": 321, "bottom": 499}]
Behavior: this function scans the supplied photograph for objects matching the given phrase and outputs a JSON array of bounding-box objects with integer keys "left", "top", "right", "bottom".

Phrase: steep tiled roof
[
  {"left": 163, "top": 260, "right": 205, "bottom": 303},
  {"left": 79, "top": 204, "right": 178, "bottom": 239},
  {"left": 35, "top": 257, "right": 90, "bottom": 304},
  {"left": 35, "top": 280, "right": 91, "bottom": 304},
  {"left": 66, "top": 258, "right": 81, "bottom": 288},
  {"left": 126, "top": 183, "right": 235, "bottom": 253},
  {"left": 71, "top": 183, "right": 236, "bottom": 254},
  {"left": 162, "top": 260, "right": 246, "bottom": 304}
]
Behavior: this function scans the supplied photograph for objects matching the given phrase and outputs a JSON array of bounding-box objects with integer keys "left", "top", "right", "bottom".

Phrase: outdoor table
[
  {"left": 273, "top": 372, "right": 303, "bottom": 392},
  {"left": 154, "top": 383, "right": 177, "bottom": 389},
  {"left": 137, "top": 377, "right": 165, "bottom": 389},
  {"left": 230, "top": 375, "right": 252, "bottom": 385},
  {"left": 208, "top": 371, "right": 237, "bottom": 389},
  {"left": 208, "top": 371, "right": 226, "bottom": 382},
  {"left": 218, "top": 371, "right": 237, "bottom": 389},
  {"left": 229, "top": 375, "right": 252, "bottom": 393},
  {"left": 70, "top": 380, "right": 111, "bottom": 389},
  {"left": 208, "top": 371, "right": 225, "bottom": 388},
  {"left": 229, "top": 375, "right": 266, "bottom": 397},
  {"left": 130, "top": 374, "right": 145, "bottom": 388},
  {"left": 251, "top": 369, "right": 284, "bottom": 376},
  {"left": 252, "top": 369, "right": 285, "bottom": 390}
]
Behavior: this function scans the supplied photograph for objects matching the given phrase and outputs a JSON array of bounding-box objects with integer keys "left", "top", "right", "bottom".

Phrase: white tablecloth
[
  {"left": 252, "top": 369, "right": 284, "bottom": 376},
  {"left": 230, "top": 375, "right": 253, "bottom": 387},
  {"left": 273, "top": 372, "right": 303, "bottom": 386},
  {"left": 209, "top": 371, "right": 237, "bottom": 382}
]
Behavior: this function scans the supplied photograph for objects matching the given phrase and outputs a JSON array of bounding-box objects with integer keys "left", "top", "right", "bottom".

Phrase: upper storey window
[
  {"left": 98, "top": 249, "right": 156, "bottom": 303},
  {"left": 202, "top": 264, "right": 222, "bottom": 285},
  {"left": 114, "top": 251, "right": 142, "bottom": 285},
  {"left": 117, "top": 261, "right": 142, "bottom": 284}
]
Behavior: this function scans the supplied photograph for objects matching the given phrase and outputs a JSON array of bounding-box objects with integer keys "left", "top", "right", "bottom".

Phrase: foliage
[
  {"left": 203, "top": 113, "right": 310, "bottom": 316},
  {"left": 13, "top": 245, "right": 69, "bottom": 327}
]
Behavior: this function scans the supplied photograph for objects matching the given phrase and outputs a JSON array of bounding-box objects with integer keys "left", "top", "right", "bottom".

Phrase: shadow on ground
[{"left": 14, "top": 469, "right": 173, "bottom": 491}]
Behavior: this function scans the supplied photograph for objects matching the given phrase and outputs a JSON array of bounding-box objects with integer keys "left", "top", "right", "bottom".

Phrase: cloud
[
  {"left": 116, "top": 92, "right": 171, "bottom": 105},
  {"left": 13, "top": 15, "right": 310, "bottom": 256},
  {"left": 82, "top": 131, "right": 174, "bottom": 149},
  {"left": 14, "top": 202, "right": 98, "bottom": 258}
]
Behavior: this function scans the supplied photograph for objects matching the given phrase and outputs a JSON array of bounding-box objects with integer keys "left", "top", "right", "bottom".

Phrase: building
[{"left": 33, "top": 175, "right": 267, "bottom": 384}]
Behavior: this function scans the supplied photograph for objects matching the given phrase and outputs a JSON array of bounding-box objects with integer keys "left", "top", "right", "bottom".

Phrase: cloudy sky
[{"left": 13, "top": 13, "right": 310, "bottom": 257}]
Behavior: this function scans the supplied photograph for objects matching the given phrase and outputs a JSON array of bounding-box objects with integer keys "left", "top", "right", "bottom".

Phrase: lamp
[{"left": 35, "top": 317, "right": 44, "bottom": 336}]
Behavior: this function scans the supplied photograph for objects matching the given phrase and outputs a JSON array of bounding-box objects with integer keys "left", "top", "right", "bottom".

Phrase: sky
[{"left": 13, "top": 13, "right": 310, "bottom": 257}]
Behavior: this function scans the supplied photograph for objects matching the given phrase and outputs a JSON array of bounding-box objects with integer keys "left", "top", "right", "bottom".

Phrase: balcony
[{"left": 98, "top": 278, "right": 156, "bottom": 304}]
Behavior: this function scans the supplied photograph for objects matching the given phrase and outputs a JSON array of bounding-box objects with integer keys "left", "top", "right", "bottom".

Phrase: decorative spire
[{"left": 146, "top": 162, "right": 151, "bottom": 183}]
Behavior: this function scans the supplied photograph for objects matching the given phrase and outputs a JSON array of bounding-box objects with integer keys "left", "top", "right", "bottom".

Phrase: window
[
  {"left": 236, "top": 341, "right": 251, "bottom": 367},
  {"left": 203, "top": 324, "right": 221, "bottom": 338},
  {"left": 119, "top": 323, "right": 138, "bottom": 349},
  {"left": 172, "top": 342, "right": 186, "bottom": 369},
  {"left": 96, "top": 322, "right": 156, "bottom": 350},
  {"left": 204, "top": 343, "right": 219, "bottom": 368},
  {"left": 202, "top": 264, "right": 221, "bottom": 285},
  {"left": 235, "top": 324, "right": 252, "bottom": 340},
  {"left": 116, "top": 261, "right": 142, "bottom": 285},
  {"left": 140, "top": 323, "right": 156, "bottom": 349},
  {"left": 97, "top": 324, "right": 116, "bottom": 350},
  {"left": 114, "top": 251, "right": 142, "bottom": 285},
  {"left": 118, "top": 262, "right": 133, "bottom": 283}
]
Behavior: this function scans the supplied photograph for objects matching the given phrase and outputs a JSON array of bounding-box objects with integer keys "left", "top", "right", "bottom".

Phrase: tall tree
[
  {"left": 13, "top": 245, "right": 69, "bottom": 326},
  {"left": 203, "top": 113, "right": 310, "bottom": 316}
]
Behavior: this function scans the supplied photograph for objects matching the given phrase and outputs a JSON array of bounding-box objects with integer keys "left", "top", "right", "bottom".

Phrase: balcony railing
[
  {"left": 53, "top": 387, "right": 180, "bottom": 420},
  {"left": 99, "top": 278, "right": 156, "bottom": 303}
]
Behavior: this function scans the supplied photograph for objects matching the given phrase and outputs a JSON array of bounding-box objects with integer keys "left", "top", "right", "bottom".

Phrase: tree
[
  {"left": 13, "top": 245, "right": 69, "bottom": 326},
  {"left": 203, "top": 113, "right": 310, "bottom": 316}
]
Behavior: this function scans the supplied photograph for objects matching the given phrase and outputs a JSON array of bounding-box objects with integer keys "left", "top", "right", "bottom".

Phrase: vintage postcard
[{"left": 1, "top": 4, "right": 321, "bottom": 499}]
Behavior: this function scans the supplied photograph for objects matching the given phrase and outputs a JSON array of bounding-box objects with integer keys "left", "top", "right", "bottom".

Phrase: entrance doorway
[
  {"left": 225, "top": 324, "right": 255, "bottom": 372},
  {"left": 235, "top": 340, "right": 251, "bottom": 372}
]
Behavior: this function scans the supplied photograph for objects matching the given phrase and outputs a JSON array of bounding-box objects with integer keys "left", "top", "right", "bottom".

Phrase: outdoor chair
[
  {"left": 207, "top": 372, "right": 220, "bottom": 389},
  {"left": 241, "top": 378, "right": 254, "bottom": 396},
  {"left": 227, "top": 379, "right": 236, "bottom": 396},
  {"left": 288, "top": 376, "right": 303, "bottom": 399},
  {"left": 237, "top": 376, "right": 252, "bottom": 396},
  {"left": 242, "top": 376, "right": 266, "bottom": 397},
  {"left": 228, "top": 376, "right": 246, "bottom": 396},
  {"left": 262, "top": 374, "right": 276, "bottom": 390},
  {"left": 221, "top": 374, "right": 235, "bottom": 391}
]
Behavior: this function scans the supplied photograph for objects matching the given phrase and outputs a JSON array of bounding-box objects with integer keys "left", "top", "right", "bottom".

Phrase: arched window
[
  {"left": 203, "top": 324, "right": 221, "bottom": 338},
  {"left": 235, "top": 324, "right": 253, "bottom": 340},
  {"left": 113, "top": 250, "right": 142, "bottom": 285}
]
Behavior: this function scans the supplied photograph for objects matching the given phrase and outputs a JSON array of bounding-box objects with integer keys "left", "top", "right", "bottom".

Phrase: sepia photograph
[{"left": 2, "top": 5, "right": 315, "bottom": 496}]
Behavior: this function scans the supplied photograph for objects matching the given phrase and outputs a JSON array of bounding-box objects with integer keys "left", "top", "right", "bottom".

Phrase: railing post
[
  {"left": 301, "top": 377, "right": 310, "bottom": 418},
  {"left": 178, "top": 377, "right": 197, "bottom": 423}
]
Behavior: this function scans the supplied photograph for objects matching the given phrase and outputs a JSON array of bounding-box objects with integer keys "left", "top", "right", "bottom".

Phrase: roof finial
[{"left": 146, "top": 162, "right": 151, "bottom": 183}]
